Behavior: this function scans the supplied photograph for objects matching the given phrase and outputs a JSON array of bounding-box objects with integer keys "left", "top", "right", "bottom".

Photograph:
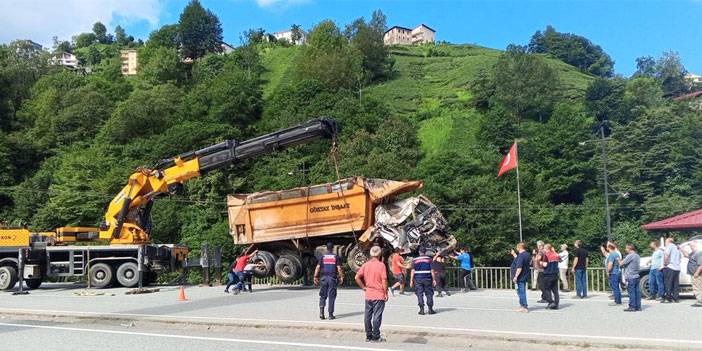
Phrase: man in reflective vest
[
  {"left": 411, "top": 247, "right": 437, "bottom": 315},
  {"left": 314, "top": 242, "right": 345, "bottom": 320}
]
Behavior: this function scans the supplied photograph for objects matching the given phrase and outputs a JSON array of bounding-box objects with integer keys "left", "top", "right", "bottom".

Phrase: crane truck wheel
[
  {"left": 252, "top": 251, "right": 276, "bottom": 278},
  {"left": 89, "top": 263, "right": 115, "bottom": 289},
  {"left": 25, "top": 279, "right": 42, "bottom": 290},
  {"left": 274, "top": 254, "right": 303, "bottom": 284},
  {"left": 116, "top": 262, "right": 140, "bottom": 288},
  {"left": 0, "top": 266, "right": 18, "bottom": 291},
  {"left": 346, "top": 245, "right": 369, "bottom": 273}
]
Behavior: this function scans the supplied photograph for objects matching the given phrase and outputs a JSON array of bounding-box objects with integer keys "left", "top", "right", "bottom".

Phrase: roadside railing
[{"left": 249, "top": 266, "right": 612, "bottom": 292}]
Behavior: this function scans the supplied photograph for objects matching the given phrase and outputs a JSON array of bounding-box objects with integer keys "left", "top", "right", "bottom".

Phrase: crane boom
[{"left": 57, "top": 118, "right": 339, "bottom": 245}]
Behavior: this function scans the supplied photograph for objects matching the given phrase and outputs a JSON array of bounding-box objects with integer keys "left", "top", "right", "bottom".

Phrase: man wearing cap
[
  {"left": 314, "top": 242, "right": 344, "bottom": 320},
  {"left": 355, "top": 246, "right": 388, "bottom": 343},
  {"left": 410, "top": 247, "right": 437, "bottom": 315}
]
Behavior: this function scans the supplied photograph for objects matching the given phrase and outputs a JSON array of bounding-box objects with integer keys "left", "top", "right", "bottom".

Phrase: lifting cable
[{"left": 329, "top": 138, "right": 361, "bottom": 254}]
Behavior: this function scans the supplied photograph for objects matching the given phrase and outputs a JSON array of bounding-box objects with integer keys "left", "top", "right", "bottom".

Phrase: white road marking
[
  {"left": 335, "top": 302, "right": 563, "bottom": 314},
  {"left": 2, "top": 307, "right": 701, "bottom": 347},
  {"left": 0, "top": 322, "right": 399, "bottom": 351}
]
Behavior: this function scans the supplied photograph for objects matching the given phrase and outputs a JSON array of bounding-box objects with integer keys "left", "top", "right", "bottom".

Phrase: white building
[
  {"left": 53, "top": 52, "right": 78, "bottom": 69},
  {"left": 383, "top": 24, "right": 436, "bottom": 45},
  {"left": 120, "top": 49, "right": 138, "bottom": 75},
  {"left": 221, "top": 42, "right": 235, "bottom": 54},
  {"left": 272, "top": 28, "right": 306, "bottom": 45},
  {"left": 686, "top": 73, "right": 702, "bottom": 85}
]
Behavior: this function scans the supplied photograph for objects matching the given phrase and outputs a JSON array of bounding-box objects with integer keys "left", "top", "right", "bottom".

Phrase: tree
[
  {"left": 634, "top": 52, "right": 689, "bottom": 97},
  {"left": 290, "top": 24, "right": 303, "bottom": 44},
  {"left": 93, "top": 22, "right": 111, "bottom": 44},
  {"left": 74, "top": 32, "right": 97, "bottom": 48},
  {"left": 243, "top": 28, "right": 266, "bottom": 45},
  {"left": 178, "top": 0, "right": 224, "bottom": 60},
  {"left": 139, "top": 47, "right": 186, "bottom": 85},
  {"left": 490, "top": 45, "right": 561, "bottom": 122},
  {"left": 585, "top": 77, "right": 625, "bottom": 124},
  {"left": 528, "top": 25, "right": 614, "bottom": 77},
  {"left": 345, "top": 10, "right": 394, "bottom": 82},
  {"left": 147, "top": 24, "right": 180, "bottom": 49},
  {"left": 295, "top": 20, "right": 363, "bottom": 91},
  {"left": 114, "top": 25, "right": 134, "bottom": 46}
]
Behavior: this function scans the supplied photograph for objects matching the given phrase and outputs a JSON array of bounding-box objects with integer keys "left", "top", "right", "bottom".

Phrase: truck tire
[
  {"left": 639, "top": 273, "right": 651, "bottom": 299},
  {"left": 25, "top": 279, "right": 42, "bottom": 290},
  {"left": 347, "top": 246, "right": 368, "bottom": 273},
  {"left": 252, "top": 251, "right": 276, "bottom": 278},
  {"left": 89, "top": 263, "right": 115, "bottom": 289},
  {"left": 116, "top": 262, "right": 140, "bottom": 288},
  {"left": 0, "top": 266, "right": 18, "bottom": 291},
  {"left": 275, "top": 254, "right": 303, "bottom": 283}
]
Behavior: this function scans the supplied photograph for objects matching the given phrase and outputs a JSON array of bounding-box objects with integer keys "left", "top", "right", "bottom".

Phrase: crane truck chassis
[{"left": 0, "top": 118, "right": 339, "bottom": 290}]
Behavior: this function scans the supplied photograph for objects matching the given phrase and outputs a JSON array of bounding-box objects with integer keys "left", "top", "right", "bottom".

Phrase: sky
[{"left": 1, "top": 0, "right": 700, "bottom": 76}]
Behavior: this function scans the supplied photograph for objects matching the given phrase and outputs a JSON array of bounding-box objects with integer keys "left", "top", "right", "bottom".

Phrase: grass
[{"left": 260, "top": 45, "right": 301, "bottom": 99}]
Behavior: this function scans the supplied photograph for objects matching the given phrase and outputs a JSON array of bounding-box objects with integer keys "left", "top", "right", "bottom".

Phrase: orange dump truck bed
[{"left": 227, "top": 177, "right": 422, "bottom": 245}]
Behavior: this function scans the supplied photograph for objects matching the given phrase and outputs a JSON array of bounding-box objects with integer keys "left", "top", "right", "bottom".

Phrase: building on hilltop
[
  {"left": 52, "top": 52, "right": 78, "bottom": 69},
  {"left": 272, "top": 28, "right": 306, "bottom": 45},
  {"left": 120, "top": 49, "right": 138, "bottom": 75},
  {"left": 383, "top": 24, "right": 436, "bottom": 45},
  {"left": 686, "top": 73, "right": 702, "bottom": 85}
]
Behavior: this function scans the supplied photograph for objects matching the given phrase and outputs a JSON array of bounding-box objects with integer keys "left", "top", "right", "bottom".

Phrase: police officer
[
  {"left": 410, "top": 247, "right": 436, "bottom": 315},
  {"left": 314, "top": 242, "right": 344, "bottom": 320}
]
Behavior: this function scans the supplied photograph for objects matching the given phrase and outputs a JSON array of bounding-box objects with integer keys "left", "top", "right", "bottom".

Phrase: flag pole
[{"left": 515, "top": 140, "right": 523, "bottom": 242}]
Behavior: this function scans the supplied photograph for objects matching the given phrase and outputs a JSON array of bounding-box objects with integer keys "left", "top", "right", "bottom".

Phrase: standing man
[
  {"left": 683, "top": 242, "right": 702, "bottom": 307},
  {"left": 606, "top": 243, "right": 622, "bottom": 306},
  {"left": 389, "top": 248, "right": 408, "bottom": 296},
  {"left": 647, "top": 240, "right": 665, "bottom": 301},
  {"left": 451, "top": 247, "right": 476, "bottom": 292},
  {"left": 571, "top": 240, "right": 589, "bottom": 299},
  {"left": 662, "top": 238, "right": 682, "bottom": 303},
  {"left": 410, "top": 247, "right": 436, "bottom": 315},
  {"left": 540, "top": 244, "right": 560, "bottom": 310},
  {"left": 355, "top": 246, "right": 388, "bottom": 343},
  {"left": 233, "top": 249, "right": 258, "bottom": 293},
  {"left": 314, "top": 242, "right": 344, "bottom": 320},
  {"left": 432, "top": 253, "right": 450, "bottom": 297},
  {"left": 224, "top": 258, "right": 240, "bottom": 294},
  {"left": 558, "top": 244, "right": 570, "bottom": 292},
  {"left": 511, "top": 242, "right": 531, "bottom": 313},
  {"left": 619, "top": 244, "right": 641, "bottom": 312}
]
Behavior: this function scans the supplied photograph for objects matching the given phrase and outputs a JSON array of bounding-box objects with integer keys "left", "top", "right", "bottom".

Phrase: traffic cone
[{"left": 177, "top": 286, "right": 188, "bottom": 301}]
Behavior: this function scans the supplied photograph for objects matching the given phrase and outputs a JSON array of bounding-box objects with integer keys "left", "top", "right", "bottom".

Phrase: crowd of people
[
  {"left": 510, "top": 237, "right": 702, "bottom": 313},
  {"left": 220, "top": 237, "right": 702, "bottom": 343}
]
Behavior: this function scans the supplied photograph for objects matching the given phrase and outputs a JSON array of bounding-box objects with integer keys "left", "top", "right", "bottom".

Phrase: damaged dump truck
[{"left": 227, "top": 177, "right": 455, "bottom": 282}]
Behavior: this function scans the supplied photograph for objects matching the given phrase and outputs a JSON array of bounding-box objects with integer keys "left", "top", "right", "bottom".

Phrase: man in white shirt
[
  {"left": 662, "top": 238, "right": 682, "bottom": 303},
  {"left": 558, "top": 244, "right": 569, "bottom": 292}
]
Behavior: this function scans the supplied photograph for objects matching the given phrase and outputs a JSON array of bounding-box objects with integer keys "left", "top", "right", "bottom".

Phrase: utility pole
[{"left": 600, "top": 123, "right": 612, "bottom": 241}]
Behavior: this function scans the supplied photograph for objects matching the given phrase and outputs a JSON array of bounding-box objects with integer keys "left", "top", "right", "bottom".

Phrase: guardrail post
[
  {"left": 201, "top": 243, "right": 210, "bottom": 286},
  {"left": 137, "top": 245, "right": 145, "bottom": 289},
  {"left": 213, "top": 246, "right": 222, "bottom": 285}
]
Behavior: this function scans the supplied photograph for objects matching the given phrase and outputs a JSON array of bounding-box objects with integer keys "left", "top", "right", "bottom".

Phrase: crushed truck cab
[{"left": 227, "top": 177, "right": 455, "bottom": 282}]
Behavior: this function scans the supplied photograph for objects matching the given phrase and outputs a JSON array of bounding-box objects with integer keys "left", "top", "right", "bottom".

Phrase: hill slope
[{"left": 260, "top": 43, "right": 594, "bottom": 156}]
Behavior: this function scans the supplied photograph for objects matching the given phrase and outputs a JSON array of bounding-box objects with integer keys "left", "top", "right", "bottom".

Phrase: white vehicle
[{"left": 638, "top": 236, "right": 702, "bottom": 298}]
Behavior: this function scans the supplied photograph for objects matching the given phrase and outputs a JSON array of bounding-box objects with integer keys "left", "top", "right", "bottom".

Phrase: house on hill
[
  {"left": 52, "top": 52, "right": 78, "bottom": 69},
  {"left": 272, "top": 28, "right": 306, "bottom": 45},
  {"left": 383, "top": 24, "right": 436, "bottom": 45}
]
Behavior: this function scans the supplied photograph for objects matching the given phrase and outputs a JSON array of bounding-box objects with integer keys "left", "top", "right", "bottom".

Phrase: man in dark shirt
[
  {"left": 511, "top": 242, "right": 531, "bottom": 313},
  {"left": 571, "top": 240, "right": 589, "bottom": 298},
  {"left": 431, "top": 253, "right": 450, "bottom": 297}
]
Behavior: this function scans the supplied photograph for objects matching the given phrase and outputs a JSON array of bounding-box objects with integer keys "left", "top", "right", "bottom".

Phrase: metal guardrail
[{"left": 246, "top": 266, "right": 612, "bottom": 292}]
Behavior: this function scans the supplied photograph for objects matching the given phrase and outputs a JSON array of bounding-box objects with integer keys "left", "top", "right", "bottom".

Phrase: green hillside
[{"left": 260, "top": 44, "right": 594, "bottom": 156}]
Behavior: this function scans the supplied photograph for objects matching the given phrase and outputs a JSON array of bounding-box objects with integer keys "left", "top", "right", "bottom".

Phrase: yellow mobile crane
[{"left": 0, "top": 118, "right": 339, "bottom": 290}]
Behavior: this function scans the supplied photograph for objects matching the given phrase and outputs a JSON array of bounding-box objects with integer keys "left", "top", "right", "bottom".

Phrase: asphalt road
[{"left": 1, "top": 283, "right": 700, "bottom": 350}]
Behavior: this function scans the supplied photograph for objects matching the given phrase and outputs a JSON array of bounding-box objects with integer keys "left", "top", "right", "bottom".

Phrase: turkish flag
[{"left": 497, "top": 143, "right": 518, "bottom": 177}]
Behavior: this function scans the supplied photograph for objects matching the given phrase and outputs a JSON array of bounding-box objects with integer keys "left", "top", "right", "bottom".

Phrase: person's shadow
[
  {"left": 332, "top": 311, "right": 364, "bottom": 319},
  {"left": 403, "top": 332, "right": 429, "bottom": 344}
]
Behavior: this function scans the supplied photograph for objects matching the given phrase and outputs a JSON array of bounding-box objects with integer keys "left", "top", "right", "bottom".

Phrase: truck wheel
[
  {"left": 25, "top": 279, "right": 42, "bottom": 290},
  {"left": 116, "top": 262, "right": 140, "bottom": 288},
  {"left": 347, "top": 246, "right": 368, "bottom": 273},
  {"left": 0, "top": 266, "right": 18, "bottom": 291},
  {"left": 639, "top": 273, "right": 651, "bottom": 299},
  {"left": 275, "top": 254, "right": 303, "bottom": 283},
  {"left": 253, "top": 251, "right": 276, "bottom": 278},
  {"left": 89, "top": 263, "right": 115, "bottom": 289}
]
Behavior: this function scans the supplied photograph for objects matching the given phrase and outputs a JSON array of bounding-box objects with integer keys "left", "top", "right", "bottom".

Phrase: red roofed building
[{"left": 642, "top": 208, "right": 702, "bottom": 231}]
